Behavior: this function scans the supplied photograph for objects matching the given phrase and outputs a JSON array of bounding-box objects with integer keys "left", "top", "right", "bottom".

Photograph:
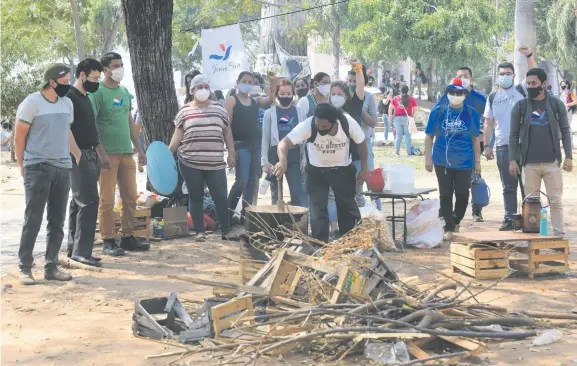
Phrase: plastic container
[
  {"left": 259, "top": 174, "right": 272, "bottom": 195},
  {"left": 540, "top": 207, "right": 548, "bottom": 236},
  {"left": 381, "top": 164, "right": 415, "bottom": 194}
]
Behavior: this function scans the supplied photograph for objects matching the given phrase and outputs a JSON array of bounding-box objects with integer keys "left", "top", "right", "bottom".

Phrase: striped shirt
[{"left": 175, "top": 103, "right": 229, "bottom": 170}]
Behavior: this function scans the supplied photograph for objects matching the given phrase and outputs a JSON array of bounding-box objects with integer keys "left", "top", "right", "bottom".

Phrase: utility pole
[
  {"left": 493, "top": 0, "right": 500, "bottom": 86},
  {"left": 70, "top": 0, "right": 85, "bottom": 60}
]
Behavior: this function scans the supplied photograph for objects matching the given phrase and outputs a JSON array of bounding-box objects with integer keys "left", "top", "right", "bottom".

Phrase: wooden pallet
[
  {"left": 509, "top": 240, "right": 569, "bottom": 279},
  {"left": 450, "top": 242, "right": 509, "bottom": 279}
]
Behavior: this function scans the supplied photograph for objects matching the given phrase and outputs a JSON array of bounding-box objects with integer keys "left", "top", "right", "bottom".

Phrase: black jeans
[
  {"left": 434, "top": 165, "right": 471, "bottom": 232},
  {"left": 179, "top": 162, "right": 230, "bottom": 233},
  {"left": 307, "top": 164, "right": 360, "bottom": 243},
  {"left": 68, "top": 149, "right": 100, "bottom": 258},
  {"left": 19, "top": 163, "right": 71, "bottom": 271},
  {"left": 496, "top": 145, "right": 518, "bottom": 220}
]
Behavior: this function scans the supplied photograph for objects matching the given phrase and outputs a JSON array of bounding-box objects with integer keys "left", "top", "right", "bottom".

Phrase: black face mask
[
  {"left": 53, "top": 83, "right": 71, "bottom": 98},
  {"left": 527, "top": 86, "right": 543, "bottom": 99},
  {"left": 296, "top": 89, "right": 308, "bottom": 98},
  {"left": 83, "top": 80, "right": 100, "bottom": 93},
  {"left": 277, "top": 96, "right": 293, "bottom": 107},
  {"left": 317, "top": 121, "right": 335, "bottom": 136},
  {"left": 561, "top": 85, "right": 567, "bottom": 90}
]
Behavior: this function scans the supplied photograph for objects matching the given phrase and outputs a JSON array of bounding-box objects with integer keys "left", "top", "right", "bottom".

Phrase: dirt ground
[{"left": 2, "top": 147, "right": 577, "bottom": 366}]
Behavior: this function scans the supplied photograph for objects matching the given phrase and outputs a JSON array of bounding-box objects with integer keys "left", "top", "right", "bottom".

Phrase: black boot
[{"left": 120, "top": 236, "right": 150, "bottom": 251}]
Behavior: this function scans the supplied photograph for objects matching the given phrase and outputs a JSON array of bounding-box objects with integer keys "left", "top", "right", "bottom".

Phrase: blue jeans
[
  {"left": 353, "top": 137, "right": 381, "bottom": 209},
  {"left": 269, "top": 147, "right": 302, "bottom": 206},
  {"left": 228, "top": 144, "right": 261, "bottom": 216},
  {"left": 300, "top": 172, "right": 309, "bottom": 207},
  {"left": 393, "top": 116, "right": 412, "bottom": 155},
  {"left": 496, "top": 145, "right": 518, "bottom": 220},
  {"left": 383, "top": 115, "right": 390, "bottom": 140}
]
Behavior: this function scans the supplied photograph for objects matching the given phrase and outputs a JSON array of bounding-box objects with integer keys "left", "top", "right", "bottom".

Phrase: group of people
[
  {"left": 15, "top": 53, "right": 149, "bottom": 285},
  {"left": 13, "top": 44, "right": 576, "bottom": 285},
  {"left": 425, "top": 45, "right": 573, "bottom": 241},
  {"left": 169, "top": 61, "right": 379, "bottom": 243}
]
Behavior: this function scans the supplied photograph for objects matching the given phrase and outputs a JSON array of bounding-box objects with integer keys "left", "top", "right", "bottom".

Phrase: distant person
[
  {"left": 389, "top": 85, "right": 417, "bottom": 155},
  {"left": 381, "top": 71, "right": 392, "bottom": 89},
  {"left": 509, "top": 68, "right": 572, "bottom": 236},
  {"left": 412, "top": 62, "right": 427, "bottom": 99},
  {"left": 367, "top": 75, "right": 375, "bottom": 87},
  {"left": 294, "top": 78, "right": 309, "bottom": 99},
  {"left": 1, "top": 122, "right": 11, "bottom": 152},
  {"left": 378, "top": 88, "right": 393, "bottom": 141},
  {"left": 560, "top": 80, "right": 576, "bottom": 113},
  {"left": 425, "top": 77, "right": 481, "bottom": 241},
  {"left": 214, "top": 90, "right": 225, "bottom": 105},
  {"left": 15, "top": 63, "right": 81, "bottom": 285},
  {"left": 184, "top": 70, "right": 201, "bottom": 104}
]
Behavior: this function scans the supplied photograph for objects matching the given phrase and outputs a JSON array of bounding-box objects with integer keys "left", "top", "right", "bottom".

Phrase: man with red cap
[{"left": 424, "top": 77, "right": 482, "bottom": 241}]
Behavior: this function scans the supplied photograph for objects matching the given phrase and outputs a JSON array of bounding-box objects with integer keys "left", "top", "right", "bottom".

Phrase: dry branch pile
[{"left": 148, "top": 219, "right": 576, "bottom": 365}]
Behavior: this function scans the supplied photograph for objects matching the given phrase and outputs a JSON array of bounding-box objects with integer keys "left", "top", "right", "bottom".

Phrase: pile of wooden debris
[{"left": 135, "top": 219, "right": 576, "bottom": 365}]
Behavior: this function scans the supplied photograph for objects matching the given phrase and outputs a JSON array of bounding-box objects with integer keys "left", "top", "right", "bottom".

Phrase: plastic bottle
[
  {"left": 540, "top": 207, "right": 548, "bottom": 236},
  {"left": 259, "top": 174, "right": 272, "bottom": 195}
]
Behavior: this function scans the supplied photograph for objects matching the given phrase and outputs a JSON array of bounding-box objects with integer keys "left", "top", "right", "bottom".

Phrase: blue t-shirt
[
  {"left": 436, "top": 89, "right": 486, "bottom": 129},
  {"left": 425, "top": 104, "right": 481, "bottom": 170}
]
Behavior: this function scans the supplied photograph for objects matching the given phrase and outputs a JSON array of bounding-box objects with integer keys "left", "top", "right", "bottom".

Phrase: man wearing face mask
[
  {"left": 435, "top": 67, "right": 487, "bottom": 222},
  {"left": 509, "top": 68, "right": 573, "bottom": 236},
  {"left": 65, "top": 58, "right": 109, "bottom": 267},
  {"left": 483, "top": 45, "right": 537, "bottom": 231},
  {"left": 89, "top": 52, "right": 149, "bottom": 256},
  {"left": 14, "top": 63, "right": 82, "bottom": 285}
]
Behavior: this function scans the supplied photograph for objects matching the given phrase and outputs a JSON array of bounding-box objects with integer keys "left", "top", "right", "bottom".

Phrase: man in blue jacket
[{"left": 435, "top": 67, "right": 487, "bottom": 222}]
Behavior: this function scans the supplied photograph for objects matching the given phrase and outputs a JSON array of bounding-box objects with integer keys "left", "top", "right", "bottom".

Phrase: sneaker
[
  {"left": 499, "top": 220, "right": 514, "bottom": 231},
  {"left": 472, "top": 212, "right": 484, "bottom": 222},
  {"left": 443, "top": 231, "right": 454, "bottom": 242},
  {"left": 20, "top": 271, "right": 35, "bottom": 286},
  {"left": 221, "top": 232, "right": 240, "bottom": 241},
  {"left": 44, "top": 267, "right": 72, "bottom": 281},
  {"left": 193, "top": 232, "right": 207, "bottom": 242},
  {"left": 454, "top": 224, "right": 460, "bottom": 233},
  {"left": 120, "top": 236, "right": 150, "bottom": 251},
  {"left": 102, "top": 239, "right": 126, "bottom": 257}
]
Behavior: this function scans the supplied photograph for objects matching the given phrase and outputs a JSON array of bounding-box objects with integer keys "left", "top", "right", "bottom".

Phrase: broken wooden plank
[
  {"left": 264, "top": 249, "right": 287, "bottom": 294},
  {"left": 284, "top": 251, "right": 337, "bottom": 274},
  {"left": 438, "top": 335, "right": 487, "bottom": 351},
  {"left": 407, "top": 342, "right": 431, "bottom": 360},
  {"left": 270, "top": 296, "right": 310, "bottom": 308},
  {"left": 211, "top": 296, "right": 254, "bottom": 339},
  {"left": 168, "top": 275, "right": 267, "bottom": 296},
  {"left": 269, "top": 260, "right": 299, "bottom": 296}
]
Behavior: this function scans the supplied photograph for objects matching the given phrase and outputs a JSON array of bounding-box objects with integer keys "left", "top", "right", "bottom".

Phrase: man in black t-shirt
[{"left": 66, "top": 59, "right": 111, "bottom": 267}]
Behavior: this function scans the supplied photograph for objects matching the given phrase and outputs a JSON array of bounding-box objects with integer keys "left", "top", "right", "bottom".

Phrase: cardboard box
[{"left": 162, "top": 206, "right": 188, "bottom": 238}]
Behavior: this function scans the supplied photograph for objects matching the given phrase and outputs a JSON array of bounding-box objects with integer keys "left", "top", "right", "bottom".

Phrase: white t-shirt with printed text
[
  {"left": 483, "top": 85, "right": 526, "bottom": 147},
  {"left": 287, "top": 114, "right": 365, "bottom": 168}
]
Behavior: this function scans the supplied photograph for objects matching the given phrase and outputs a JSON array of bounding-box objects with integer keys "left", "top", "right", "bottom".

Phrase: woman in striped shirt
[{"left": 169, "top": 75, "right": 237, "bottom": 241}]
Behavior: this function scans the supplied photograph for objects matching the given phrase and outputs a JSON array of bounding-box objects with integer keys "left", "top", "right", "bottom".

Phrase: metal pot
[{"left": 244, "top": 205, "right": 309, "bottom": 240}]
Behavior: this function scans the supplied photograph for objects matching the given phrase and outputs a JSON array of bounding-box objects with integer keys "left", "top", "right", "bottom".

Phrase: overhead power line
[{"left": 180, "top": 0, "right": 349, "bottom": 33}]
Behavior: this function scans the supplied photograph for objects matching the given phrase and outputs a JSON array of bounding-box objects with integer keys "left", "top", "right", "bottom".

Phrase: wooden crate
[
  {"left": 509, "top": 240, "right": 569, "bottom": 279},
  {"left": 450, "top": 242, "right": 509, "bottom": 279},
  {"left": 97, "top": 207, "right": 151, "bottom": 240}
]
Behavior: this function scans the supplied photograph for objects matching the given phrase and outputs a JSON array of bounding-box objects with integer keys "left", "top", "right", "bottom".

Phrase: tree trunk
[
  {"left": 427, "top": 58, "right": 437, "bottom": 102},
  {"left": 69, "top": 0, "right": 86, "bottom": 60},
  {"left": 260, "top": 0, "right": 307, "bottom": 56},
  {"left": 121, "top": 0, "right": 178, "bottom": 146},
  {"left": 331, "top": 0, "right": 341, "bottom": 80},
  {"left": 514, "top": 0, "right": 536, "bottom": 84},
  {"left": 101, "top": 7, "right": 124, "bottom": 56}
]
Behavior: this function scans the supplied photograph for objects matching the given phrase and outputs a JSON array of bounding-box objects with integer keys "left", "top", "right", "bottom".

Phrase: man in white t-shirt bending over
[
  {"left": 274, "top": 103, "right": 367, "bottom": 243},
  {"left": 483, "top": 45, "right": 537, "bottom": 231}
]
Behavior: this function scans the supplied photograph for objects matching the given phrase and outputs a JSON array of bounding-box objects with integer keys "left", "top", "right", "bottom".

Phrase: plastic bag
[
  {"left": 406, "top": 200, "right": 443, "bottom": 249},
  {"left": 364, "top": 341, "right": 410, "bottom": 364},
  {"left": 359, "top": 201, "right": 385, "bottom": 220},
  {"left": 408, "top": 115, "right": 418, "bottom": 135}
]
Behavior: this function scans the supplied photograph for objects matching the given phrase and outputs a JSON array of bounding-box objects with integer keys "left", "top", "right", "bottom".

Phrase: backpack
[
  {"left": 306, "top": 116, "right": 356, "bottom": 163},
  {"left": 488, "top": 84, "right": 526, "bottom": 111},
  {"left": 306, "top": 95, "right": 317, "bottom": 118}
]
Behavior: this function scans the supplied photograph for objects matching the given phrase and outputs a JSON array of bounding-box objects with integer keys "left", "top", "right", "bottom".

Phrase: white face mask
[
  {"left": 318, "top": 84, "right": 330, "bottom": 97},
  {"left": 195, "top": 88, "right": 210, "bottom": 102},
  {"left": 331, "top": 95, "right": 346, "bottom": 108},
  {"left": 448, "top": 95, "right": 465, "bottom": 106},
  {"left": 111, "top": 67, "right": 125, "bottom": 82},
  {"left": 460, "top": 77, "right": 471, "bottom": 89}
]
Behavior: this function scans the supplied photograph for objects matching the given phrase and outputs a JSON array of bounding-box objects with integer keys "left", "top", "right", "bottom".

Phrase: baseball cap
[
  {"left": 38, "top": 63, "right": 71, "bottom": 89},
  {"left": 446, "top": 77, "right": 467, "bottom": 92}
]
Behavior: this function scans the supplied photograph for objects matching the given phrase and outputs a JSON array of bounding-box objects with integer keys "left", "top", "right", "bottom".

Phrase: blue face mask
[
  {"left": 237, "top": 83, "right": 253, "bottom": 94},
  {"left": 498, "top": 74, "right": 514, "bottom": 89}
]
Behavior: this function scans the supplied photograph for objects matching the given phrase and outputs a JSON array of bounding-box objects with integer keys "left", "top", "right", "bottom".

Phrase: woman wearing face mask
[
  {"left": 389, "top": 85, "right": 417, "bottom": 156},
  {"left": 184, "top": 70, "right": 201, "bottom": 104},
  {"left": 560, "top": 80, "right": 577, "bottom": 113},
  {"left": 273, "top": 103, "right": 367, "bottom": 243},
  {"left": 169, "top": 75, "right": 237, "bottom": 242},
  {"left": 294, "top": 78, "right": 310, "bottom": 100},
  {"left": 297, "top": 72, "right": 331, "bottom": 118},
  {"left": 261, "top": 78, "right": 307, "bottom": 206},
  {"left": 224, "top": 71, "right": 274, "bottom": 220},
  {"left": 424, "top": 78, "right": 481, "bottom": 241}
]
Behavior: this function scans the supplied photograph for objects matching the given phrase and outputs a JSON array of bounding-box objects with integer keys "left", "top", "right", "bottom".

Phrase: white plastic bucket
[{"left": 380, "top": 164, "right": 414, "bottom": 194}]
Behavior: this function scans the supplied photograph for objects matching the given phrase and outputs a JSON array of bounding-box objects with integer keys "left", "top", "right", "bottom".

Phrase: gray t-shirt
[
  {"left": 361, "top": 91, "right": 378, "bottom": 138},
  {"left": 526, "top": 98, "right": 557, "bottom": 164},
  {"left": 16, "top": 92, "right": 74, "bottom": 169},
  {"left": 483, "top": 85, "right": 526, "bottom": 147}
]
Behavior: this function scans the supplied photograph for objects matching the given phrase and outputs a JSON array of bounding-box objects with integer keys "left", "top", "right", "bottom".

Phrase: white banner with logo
[{"left": 201, "top": 24, "right": 250, "bottom": 90}]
